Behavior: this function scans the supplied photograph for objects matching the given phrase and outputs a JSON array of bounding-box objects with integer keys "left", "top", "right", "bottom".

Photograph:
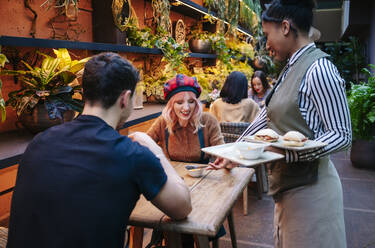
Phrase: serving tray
[
  {"left": 243, "top": 135, "right": 328, "bottom": 151},
  {"left": 201, "top": 143, "right": 284, "bottom": 167}
]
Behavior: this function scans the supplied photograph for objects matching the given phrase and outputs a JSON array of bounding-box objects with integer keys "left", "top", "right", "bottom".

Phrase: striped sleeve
[
  {"left": 289, "top": 58, "right": 352, "bottom": 162},
  {"left": 237, "top": 107, "right": 268, "bottom": 141}
]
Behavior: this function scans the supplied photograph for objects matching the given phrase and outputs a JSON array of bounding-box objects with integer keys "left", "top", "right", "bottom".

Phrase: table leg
[
  {"left": 195, "top": 235, "right": 210, "bottom": 248},
  {"left": 212, "top": 238, "right": 219, "bottom": 248},
  {"left": 128, "top": 226, "right": 143, "bottom": 248},
  {"left": 227, "top": 210, "right": 237, "bottom": 248},
  {"left": 255, "top": 166, "right": 263, "bottom": 200},
  {"left": 243, "top": 185, "right": 248, "bottom": 215},
  {"left": 165, "top": 231, "right": 183, "bottom": 248}
]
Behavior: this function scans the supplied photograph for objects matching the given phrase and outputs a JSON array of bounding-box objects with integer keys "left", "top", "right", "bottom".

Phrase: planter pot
[
  {"left": 189, "top": 39, "right": 212, "bottom": 53},
  {"left": 350, "top": 138, "right": 375, "bottom": 169},
  {"left": 17, "top": 103, "right": 75, "bottom": 134}
]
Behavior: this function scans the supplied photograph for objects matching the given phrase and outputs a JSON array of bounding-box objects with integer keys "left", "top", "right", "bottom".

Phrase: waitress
[{"left": 211, "top": 0, "right": 351, "bottom": 247}]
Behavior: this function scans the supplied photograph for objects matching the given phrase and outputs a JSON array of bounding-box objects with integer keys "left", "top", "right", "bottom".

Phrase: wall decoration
[
  {"left": 112, "top": 0, "right": 133, "bottom": 32},
  {"left": 174, "top": 19, "right": 186, "bottom": 46}
]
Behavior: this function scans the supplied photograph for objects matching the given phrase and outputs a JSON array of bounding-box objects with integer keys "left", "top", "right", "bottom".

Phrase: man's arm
[
  {"left": 151, "top": 154, "right": 192, "bottom": 220},
  {"left": 129, "top": 132, "right": 192, "bottom": 220}
]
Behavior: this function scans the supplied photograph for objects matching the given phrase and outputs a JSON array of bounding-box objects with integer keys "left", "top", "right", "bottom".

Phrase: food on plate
[
  {"left": 235, "top": 142, "right": 268, "bottom": 160},
  {"left": 282, "top": 131, "right": 308, "bottom": 147},
  {"left": 186, "top": 167, "right": 203, "bottom": 177},
  {"left": 254, "top": 128, "right": 279, "bottom": 142}
]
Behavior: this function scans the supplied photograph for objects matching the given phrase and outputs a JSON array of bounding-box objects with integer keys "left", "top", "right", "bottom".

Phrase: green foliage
[
  {"left": 253, "top": 36, "right": 275, "bottom": 75},
  {"left": 239, "top": 0, "right": 262, "bottom": 36},
  {"left": 188, "top": 29, "right": 211, "bottom": 41},
  {"left": 347, "top": 64, "right": 375, "bottom": 140},
  {"left": 210, "top": 33, "right": 232, "bottom": 68},
  {"left": 0, "top": 49, "right": 89, "bottom": 120},
  {"left": 126, "top": 26, "right": 158, "bottom": 48},
  {"left": 155, "top": 37, "right": 188, "bottom": 72},
  {"left": 204, "top": 0, "right": 239, "bottom": 34},
  {"left": 319, "top": 36, "right": 366, "bottom": 87},
  {"left": 152, "top": 0, "right": 171, "bottom": 35},
  {"left": 0, "top": 46, "right": 9, "bottom": 122}
]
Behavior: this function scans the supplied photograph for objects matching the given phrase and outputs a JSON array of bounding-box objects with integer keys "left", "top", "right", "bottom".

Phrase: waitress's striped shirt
[{"left": 239, "top": 43, "right": 352, "bottom": 162}]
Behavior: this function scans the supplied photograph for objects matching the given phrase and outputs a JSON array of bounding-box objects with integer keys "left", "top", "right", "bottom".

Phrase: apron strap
[{"left": 197, "top": 127, "right": 206, "bottom": 162}]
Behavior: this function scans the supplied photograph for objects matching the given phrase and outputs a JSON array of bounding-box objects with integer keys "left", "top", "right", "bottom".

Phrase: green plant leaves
[
  {"left": 0, "top": 48, "right": 8, "bottom": 122},
  {"left": 348, "top": 64, "right": 375, "bottom": 140},
  {"left": 0, "top": 98, "right": 5, "bottom": 123},
  {"left": 1, "top": 49, "right": 87, "bottom": 119}
]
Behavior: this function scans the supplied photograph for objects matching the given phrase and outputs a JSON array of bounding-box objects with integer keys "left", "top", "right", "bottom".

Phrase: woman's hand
[{"left": 208, "top": 157, "right": 238, "bottom": 170}]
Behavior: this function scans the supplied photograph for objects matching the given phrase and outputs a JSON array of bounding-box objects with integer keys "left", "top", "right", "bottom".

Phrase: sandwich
[
  {"left": 254, "top": 128, "right": 279, "bottom": 142},
  {"left": 282, "top": 131, "right": 308, "bottom": 147}
]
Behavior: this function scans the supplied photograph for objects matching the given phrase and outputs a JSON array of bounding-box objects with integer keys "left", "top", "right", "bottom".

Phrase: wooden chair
[
  {"left": 0, "top": 227, "right": 8, "bottom": 248},
  {"left": 219, "top": 122, "right": 268, "bottom": 215}
]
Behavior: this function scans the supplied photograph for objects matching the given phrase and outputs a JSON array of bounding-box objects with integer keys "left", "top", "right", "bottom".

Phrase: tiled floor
[
  {"left": 1, "top": 151, "right": 375, "bottom": 248},
  {"left": 218, "top": 150, "right": 375, "bottom": 248}
]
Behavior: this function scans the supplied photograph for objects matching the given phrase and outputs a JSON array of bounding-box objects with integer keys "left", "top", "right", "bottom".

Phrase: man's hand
[
  {"left": 128, "top": 132, "right": 163, "bottom": 156},
  {"left": 208, "top": 157, "right": 238, "bottom": 170}
]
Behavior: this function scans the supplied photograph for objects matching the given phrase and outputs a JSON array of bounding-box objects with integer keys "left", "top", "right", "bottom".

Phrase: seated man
[{"left": 6, "top": 53, "right": 192, "bottom": 248}]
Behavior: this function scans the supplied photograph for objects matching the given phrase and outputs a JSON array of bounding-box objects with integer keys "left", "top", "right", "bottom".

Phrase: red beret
[{"left": 164, "top": 74, "right": 201, "bottom": 101}]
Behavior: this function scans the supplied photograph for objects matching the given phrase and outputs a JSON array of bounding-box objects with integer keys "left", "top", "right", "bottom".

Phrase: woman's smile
[{"left": 173, "top": 91, "right": 197, "bottom": 126}]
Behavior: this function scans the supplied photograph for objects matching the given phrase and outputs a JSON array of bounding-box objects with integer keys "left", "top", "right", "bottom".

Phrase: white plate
[
  {"left": 201, "top": 143, "right": 284, "bottom": 167},
  {"left": 243, "top": 135, "right": 327, "bottom": 151}
]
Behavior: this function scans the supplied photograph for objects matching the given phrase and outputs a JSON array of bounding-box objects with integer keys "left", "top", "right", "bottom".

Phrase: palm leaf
[
  {"left": 69, "top": 57, "right": 90, "bottom": 74},
  {"left": 0, "top": 98, "right": 5, "bottom": 122},
  {"left": 0, "top": 54, "right": 9, "bottom": 68},
  {"left": 54, "top": 48, "right": 72, "bottom": 70}
]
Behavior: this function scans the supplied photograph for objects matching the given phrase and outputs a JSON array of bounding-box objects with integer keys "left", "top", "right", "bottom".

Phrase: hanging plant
[
  {"left": 152, "top": 0, "right": 172, "bottom": 36},
  {"left": 239, "top": 0, "right": 262, "bottom": 35},
  {"left": 41, "top": 0, "right": 79, "bottom": 20},
  {"left": 204, "top": 0, "right": 239, "bottom": 35}
]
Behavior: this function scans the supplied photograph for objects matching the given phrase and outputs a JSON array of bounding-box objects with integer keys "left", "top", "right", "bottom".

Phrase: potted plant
[
  {"left": 347, "top": 64, "right": 375, "bottom": 169},
  {"left": 0, "top": 48, "right": 90, "bottom": 133},
  {"left": 187, "top": 28, "right": 212, "bottom": 54},
  {"left": 252, "top": 36, "right": 274, "bottom": 71}
]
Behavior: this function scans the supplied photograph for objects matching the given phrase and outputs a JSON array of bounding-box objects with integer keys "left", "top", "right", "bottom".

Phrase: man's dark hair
[
  {"left": 220, "top": 71, "right": 248, "bottom": 104},
  {"left": 82, "top": 52, "right": 140, "bottom": 108},
  {"left": 262, "top": 0, "right": 316, "bottom": 34},
  {"left": 251, "top": 70, "right": 270, "bottom": 95}
]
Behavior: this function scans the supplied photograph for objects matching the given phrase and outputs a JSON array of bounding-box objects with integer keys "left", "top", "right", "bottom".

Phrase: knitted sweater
[
  {"left": 147, "top": 112, "right": 224, "bottom": 162},
  {"left": 209, "top": 98, "right": 260, "bottom": 123}
]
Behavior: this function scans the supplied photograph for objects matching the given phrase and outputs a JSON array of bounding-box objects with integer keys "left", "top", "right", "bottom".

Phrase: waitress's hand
[{"left": 208, "top": 157, "right": 238, "bottom": 170}]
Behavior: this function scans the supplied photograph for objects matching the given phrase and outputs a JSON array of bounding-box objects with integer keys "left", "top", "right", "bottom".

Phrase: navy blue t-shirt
[{"left": 7, "top": 115, "right": 167, "bottom": 248}]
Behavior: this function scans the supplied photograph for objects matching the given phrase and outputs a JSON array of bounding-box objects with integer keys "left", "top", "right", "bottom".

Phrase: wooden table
[{"left": 128, "top": 161, "right": 255, "bottom": 248}]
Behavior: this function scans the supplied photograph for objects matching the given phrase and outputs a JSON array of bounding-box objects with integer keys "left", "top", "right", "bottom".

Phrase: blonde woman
[
  {"left": 147, "top": 74, "right": 224, "bottom": 163},
  {"left": 147, "top": 74, "right": 225, "bottom": 247}
]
